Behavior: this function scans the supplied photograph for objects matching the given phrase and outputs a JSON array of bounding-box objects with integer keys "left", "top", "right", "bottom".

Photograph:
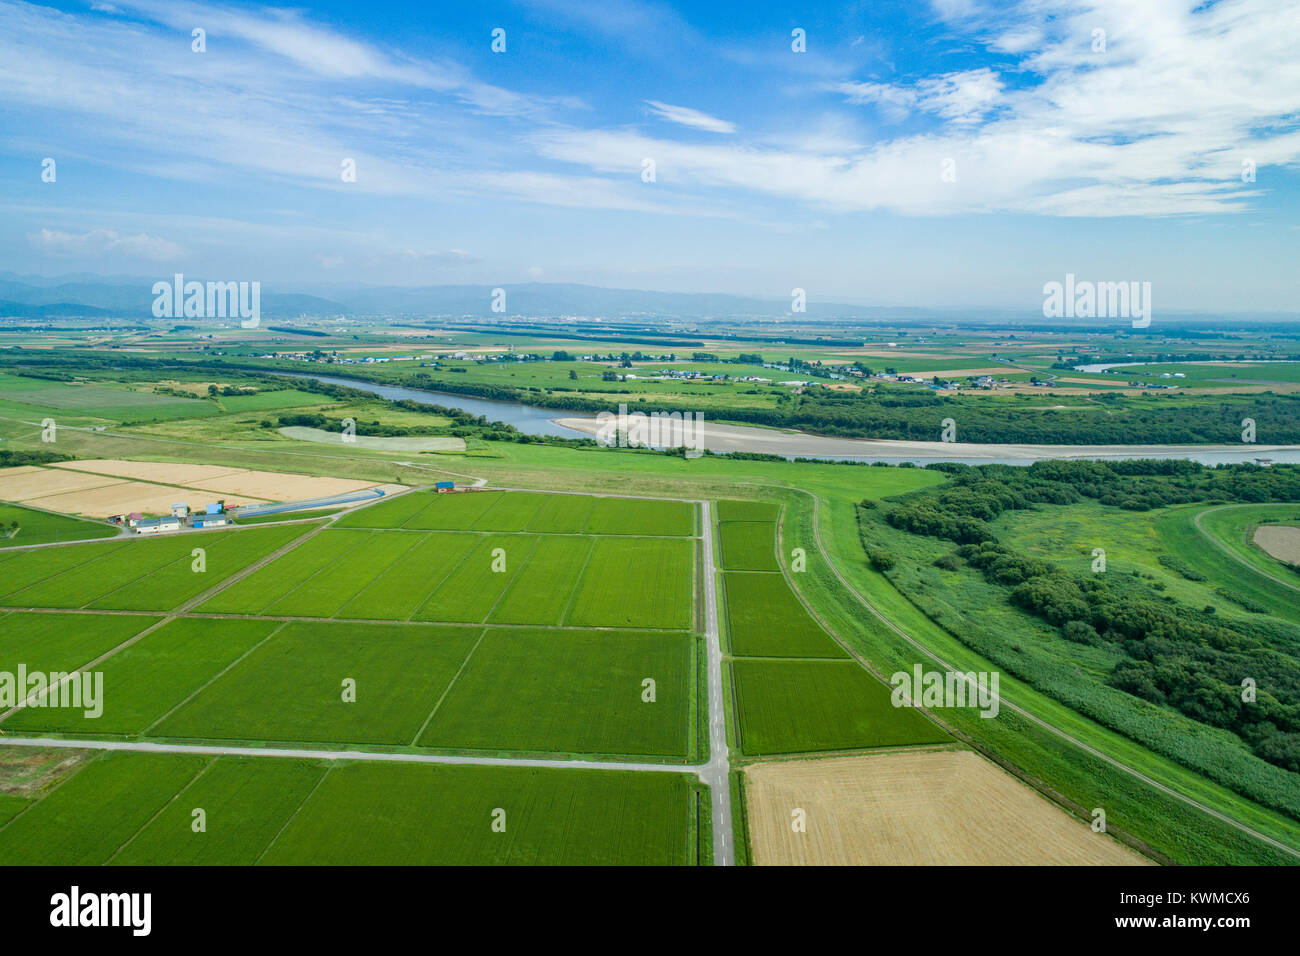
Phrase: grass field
[
  {"left": 0, "top": 503, "right": 118, "bottom": 548},
  {"left": 339, "top": 489, "right": 694, "bottom": 536},
  {"left": 0, "top": 749, "right": 705, "bottom": 865},
  {"left": 718, "top": 520, "right": 780, "bottom": 571},
  {"left": 722, "top": 572, "right": 848, "bottom": 659},
  {"left": 0, "top": 524, "right": 309, "bottom": 612},
  {"left": 731, "top": 660, "right": 950, "bottom": 755}
]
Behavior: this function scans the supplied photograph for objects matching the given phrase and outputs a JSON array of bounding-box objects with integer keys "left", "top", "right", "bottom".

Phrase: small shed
[
  {"left": 435, "top": 481, "right": 455, "bottom": 493},
  {"left": 205, "top": 502, "right": 224, "bottom": 515}
]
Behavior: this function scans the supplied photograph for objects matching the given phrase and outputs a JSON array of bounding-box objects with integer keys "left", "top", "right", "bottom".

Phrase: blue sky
[{"left": 2, "top": 0, "right": 1298, "bottom": 310}]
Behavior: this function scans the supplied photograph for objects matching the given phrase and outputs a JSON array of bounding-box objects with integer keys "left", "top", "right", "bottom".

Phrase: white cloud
[
  {"left": 28, "top": 228, "right": 183, "bottom": 260},
  {"left": 644, "top": 100, "right": 737, "bottom": 133}
]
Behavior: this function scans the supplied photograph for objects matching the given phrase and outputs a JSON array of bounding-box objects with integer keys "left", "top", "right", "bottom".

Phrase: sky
[{"left": 2, "top": 0, "right": 1299, "bottom": 311}]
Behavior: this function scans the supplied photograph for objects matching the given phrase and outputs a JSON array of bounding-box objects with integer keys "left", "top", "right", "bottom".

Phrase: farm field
[
  {"left": 338, "top": 489, "right": 694, "bottom": 536},
  {"left": 1255, "top": 524, "right": 1300, "bottom": 564},
  {"left": 722, "top": 572, "right": 848, "bottom": 658},
  {"left": 730, "top": 660, "right": 950, "bottom": 755},
  {"left": 0, "top": 503, "right": 118, "bottom": 548},
  {"left": 198, "top": 526, "right": 694, "bottom": 629},
  {"left": 0, "top": 749, "right": 705, "bottom": 865},
  {"left": 717, "top": 520, "right": 780, "bottom": 571},
  {"left": 0, "top": 523, "right": 309, "bottom": 611},
  {"left": 742, "top": 750, "right": 1149, "bottom": 865}
]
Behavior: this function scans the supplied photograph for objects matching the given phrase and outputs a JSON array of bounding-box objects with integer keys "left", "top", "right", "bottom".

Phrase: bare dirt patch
[
  {"left": 743, "top": 749, "right": 1150, "bottom": 866},
  {"left": 0, "top": 746, "right": 91, "bottom": 796},
  {"left": 1253, "top": 525, "right": 1300, "bottom": 564}
]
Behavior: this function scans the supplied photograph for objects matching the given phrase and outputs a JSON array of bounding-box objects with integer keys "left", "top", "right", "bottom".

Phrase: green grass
[
  {"left": 0, "top": 611, "right": 159, "bottom": 679},
  {"left": 566, "top": 537, "right": 694, "bottom": 629},
  {"left": 259, "top": 761, "right": 702, "bottom": 865},
  {"left": 718, "top": 520, "right": 779, "bottom": 571},
  {"left": 526, "top": 493, "right": 595, "bottom": 533},
  {"left": 731, "top": 659, "right": 950, "bottom": 755},
  {"left": 412, "top": 534, "right": 541, "bottom": 623},
  {"left": 0, "top": 749, "right": 706, "bottom": 864},
  {"left": 488, "top": 536, "right": 595, "bottom": 625},
  {"left": 111, "top": 756, "right": 328, "bottom": 865},
  {"left": 583, "top": 497, "right": 694, "bottom": 536},
  {"left": 0, "top": 524, "right": 308, "bottom": 611},
  {"left": 722, "top": 571, "right": 848, "bottom": 659},
  {"left": 716, "top": 499, "right": 780, "bottom": 522},
  {"left": 152, "top": 621, "right": 481, "bottom": 747},
  {"left": 3, "top": 618, "right": 282, "bottom": 735},
  {"left": 217, "top": 389, "right": 324, "bottom": 412},
  {"left": 417, "top": 627, "right": 694, "bottom": 759},
  {"left": 0, "top": 503, "right": 117, "bottom": 548},
  {"left": 337, "top": 532, "right": 479, "bottom": 620},
  {"left": 0, "top": 751, "right": 208, "bottom": 864}
]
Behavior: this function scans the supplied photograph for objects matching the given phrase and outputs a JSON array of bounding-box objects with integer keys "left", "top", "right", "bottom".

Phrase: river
[{"left": 286, "top": 372, "right": 1300, "bottom": 467}]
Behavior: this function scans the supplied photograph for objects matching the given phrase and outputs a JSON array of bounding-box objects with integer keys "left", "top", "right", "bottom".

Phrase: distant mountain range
[
  {"left": 0, "top": 273, "right": 907, "bottom": 320},
  {"left": 0, "top": 273, "right": 1293, "bottom": 326}
]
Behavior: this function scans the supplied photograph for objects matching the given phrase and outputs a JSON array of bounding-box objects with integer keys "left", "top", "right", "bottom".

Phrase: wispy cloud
[{"left": 644, "top": 100, "right": 737, "bottom": 133}]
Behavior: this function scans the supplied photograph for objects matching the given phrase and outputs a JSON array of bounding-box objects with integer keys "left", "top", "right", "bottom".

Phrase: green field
[
  {"left": 338, "top": 489, "right": 694, "bottom": 536},
  {"left": 416, "top": 627, "right": 695, "bottom": 758},
  {"left": 718, "top": 520, "right": 780, "bottom": 571},
  {"left": 731, "top": 659, "right": 950, "bottom": 755},
  {"left": 0, "top": 503, "right": 118, "bottom": 548},
  {"left": 0, "top": 750, "right": 705, "bottom": 865},
  {"left": 722, "top": 571, "right": 848, "bottom": 659},
  {"left": 0, "top": 524, "right": 309, "bottom": 611}
]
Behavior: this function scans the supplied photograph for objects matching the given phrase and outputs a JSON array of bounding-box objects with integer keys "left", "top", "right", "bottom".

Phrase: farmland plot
[
  {"left": 417, "top": 627, "right": 693, "bottom": 758},
  {"left": 731, "top": 660, "right": 949, "bottom": 755},
  {"left": 718, "top": 521, "right": 780, "bottom": 571},
  {"left": 722, "top": 572, "right": 848, "bottom": 659},
  {"left": 566, "top": 537, "right": 694, "bottom": 629},
  {"left": 153, "top": 622, "right": 481, "bottom": 746}
]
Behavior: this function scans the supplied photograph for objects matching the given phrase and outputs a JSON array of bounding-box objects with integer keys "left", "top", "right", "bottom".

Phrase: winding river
[{"left": 286, "top": 372, "right": 1300, "bottom": 467}]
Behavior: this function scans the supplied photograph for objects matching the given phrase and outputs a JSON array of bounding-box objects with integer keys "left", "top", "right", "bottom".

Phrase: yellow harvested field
[
  {"left": 1254, "top": 525, "right": 1300, "bottom": 564},
  {"left": 182, "top": 472, "right": 379, "bottom": 500},
  {"left": 30, "top": 481, "right": 264, "bottom": 518},
  {"left": 50, "top": 460, "right": 248, "bottom": 484},
  {"left": 0, "top": 468, "right": 119, "bottom": 500},
  {"left": 743, "top": 750, "right": 1150, "bottom": 866},
  {"left": 4, "top": 460, "right": 390, "bottom": 518}
]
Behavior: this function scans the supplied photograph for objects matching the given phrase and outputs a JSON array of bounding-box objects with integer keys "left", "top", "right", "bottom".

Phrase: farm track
[{"left": 1192, "top": 503, "right": 1300, "bottom": 594}]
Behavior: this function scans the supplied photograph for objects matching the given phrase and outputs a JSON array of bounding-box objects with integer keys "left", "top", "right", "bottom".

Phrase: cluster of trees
[
  {"left": 883, "top": 460, "right": 1300, "bottom": 774},
  {"left": 0, "top": 449, "right": 70, "bottom": 468}
]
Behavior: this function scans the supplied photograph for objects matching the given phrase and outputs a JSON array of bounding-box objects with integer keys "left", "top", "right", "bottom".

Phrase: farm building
[
  {"left": 435, "top": 481, "right": 455, "bottom": 493},
  {"left": 171, "top": 503, "right": 189, "bottom": 518},
  {"left": 135, "top": 516, "right": 182, "bottom": 535},
  {"left": 192, "top": 515, "right": 228, "bottom": 528}
]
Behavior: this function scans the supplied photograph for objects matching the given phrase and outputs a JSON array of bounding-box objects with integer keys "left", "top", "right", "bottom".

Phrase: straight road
[{"left": 697, "top": 500, "right": 734, "bottom": 865}]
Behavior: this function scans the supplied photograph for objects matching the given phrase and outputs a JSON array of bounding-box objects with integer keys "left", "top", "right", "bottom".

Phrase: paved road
[{"left": 697, "top": 500, "right": 734, "bottom": 866}]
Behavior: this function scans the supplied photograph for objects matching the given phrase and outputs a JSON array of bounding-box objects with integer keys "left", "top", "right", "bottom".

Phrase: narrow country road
[{"left": 697, "top": 500, "right": 733, "bottom": 865}]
